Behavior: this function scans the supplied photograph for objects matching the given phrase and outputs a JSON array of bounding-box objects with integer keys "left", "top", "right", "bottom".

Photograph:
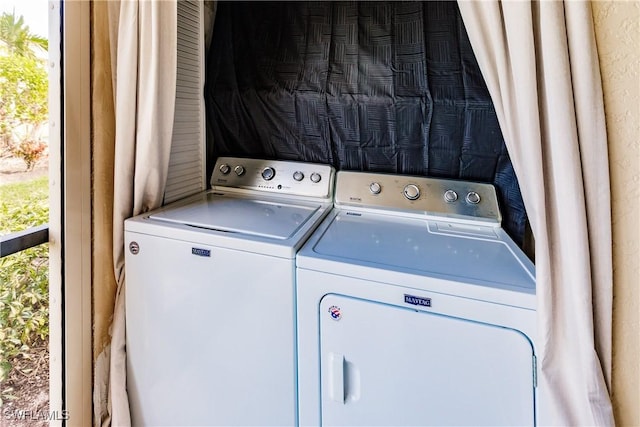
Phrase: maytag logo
[
  {"left": 192, "top": 247, "right": 211, "bottom": 257},
  {"left": 404, "top": 294, "right": 431, "bottom": 307}
]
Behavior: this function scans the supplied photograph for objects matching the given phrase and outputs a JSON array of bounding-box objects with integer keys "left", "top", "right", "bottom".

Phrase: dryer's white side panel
[
  {"left": 319, "top": 295, "right": 535, "bottom": 426},
  {"left": 164, "top": 0, "right": 206, "bottom": 204},
  {"left": 126, "top": 231, "right": 296, "bottom": 426}
]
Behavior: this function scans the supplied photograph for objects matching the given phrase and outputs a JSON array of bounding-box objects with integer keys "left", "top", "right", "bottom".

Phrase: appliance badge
[
  {"left": 404, "top": 294, "right": 431, "bottom": 307},
  {"left": 191, "top": 247, "right": 211, "bottom": 257},
  {"left": 129, "top": 241, "right": 139, "bottom": 255},
  {"left": 328, "top": 305, "right": 342, "bottom": 321}
]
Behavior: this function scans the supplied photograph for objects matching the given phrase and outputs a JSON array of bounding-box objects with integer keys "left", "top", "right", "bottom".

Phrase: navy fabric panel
[{"left": 205, "top": 1, "right": 527, "bottom": 245}]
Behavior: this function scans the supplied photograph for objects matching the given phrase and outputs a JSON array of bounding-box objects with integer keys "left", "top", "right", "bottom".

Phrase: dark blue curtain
[{"left": 205, "top": 1, "right": 528, "bottom": 245}]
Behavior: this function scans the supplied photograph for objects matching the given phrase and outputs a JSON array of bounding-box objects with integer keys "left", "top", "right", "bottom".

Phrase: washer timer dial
[
  {"left": 466, "top": 191, "right": 481, "bottom": 204},
  {"left": 261, "top": 167, "right": 276, "bottom": 181},
  {"left": 403, "top": 184, "right": 420, "bottom": 201},
  {"left": 443, "top": 189, "right": 458, "bottom": 203}
]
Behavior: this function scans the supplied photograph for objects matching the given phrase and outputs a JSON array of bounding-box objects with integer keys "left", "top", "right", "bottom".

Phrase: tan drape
[
  {"left": 92, "top": 1, "right": 177, "bottom": 426},
  {"left": 92, "top": 2, "right": 117, "bottom": 424},
  {"left": 457, "top": 1, "right": 614, "bottom": 425}
]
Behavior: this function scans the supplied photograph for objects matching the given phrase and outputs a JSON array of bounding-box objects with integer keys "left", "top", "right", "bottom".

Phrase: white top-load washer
[
  {"left": 296, "top": 171, "right": 537, "bottom": 427},
  {"left": 125, "top": 157, "right": 335, "bottom": 426}
]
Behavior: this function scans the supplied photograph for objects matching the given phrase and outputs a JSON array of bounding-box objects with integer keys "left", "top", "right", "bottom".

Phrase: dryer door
[{"left": 319, "top": 295, "right": 536, "bottom": 426}]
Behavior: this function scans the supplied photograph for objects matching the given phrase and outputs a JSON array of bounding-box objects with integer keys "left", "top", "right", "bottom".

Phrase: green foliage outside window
[
  {"left": 0, "top": 11, "right": 49, "bottom": 171},
  {"left": 0, "top": 177, "right": 49, "bottom": 382}
]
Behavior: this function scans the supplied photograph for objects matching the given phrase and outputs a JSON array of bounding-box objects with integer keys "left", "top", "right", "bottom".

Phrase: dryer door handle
[{"left": 327, "top": 352, "right": 345, "bottom": 404}]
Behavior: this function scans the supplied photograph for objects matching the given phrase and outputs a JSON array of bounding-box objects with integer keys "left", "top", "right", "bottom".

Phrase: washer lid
[
  {"left": 312, "top": 211, "right": 534, "bottom": 288},
  {"left": 149, "top": 193, "right": 321, "bottom": 240}
]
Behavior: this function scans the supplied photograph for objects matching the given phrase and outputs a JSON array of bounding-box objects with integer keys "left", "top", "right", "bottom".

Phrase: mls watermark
[{"left": 3, "top": 409, "right": 70, "bottom": 421}]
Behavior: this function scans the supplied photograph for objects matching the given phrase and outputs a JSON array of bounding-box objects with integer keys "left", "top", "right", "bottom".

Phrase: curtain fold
[
  {"left": 457, "top": 1, "right": 614, "bottom": 425},
  {"left": 93, "top": 1, "right": 178, "bottom": 426}
]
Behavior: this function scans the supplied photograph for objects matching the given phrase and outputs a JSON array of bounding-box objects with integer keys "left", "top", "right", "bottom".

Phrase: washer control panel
[
  {"left": 211, "top": 157, "right": 335, "bottom": 199},
  {"left": 335, "top": 171, "right": 501, "bottom": 222}
]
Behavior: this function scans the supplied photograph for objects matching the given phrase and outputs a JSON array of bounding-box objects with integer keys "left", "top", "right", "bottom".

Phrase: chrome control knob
[
  {"left": 234, "top": 165, "right": 245, "bottom": 176},
  {"left": 466, "top": 191, "right": 481, "bottom": 204},
  {"left": 219, "top": 164, "right": 231, "bottom": 175},
  {"left": 369, "top": 182, "right": 382, "bottom": 195},
  {"left": 310, "top": 172, "right": 322, "bottom": 183},
  {"left": 261, "top": 167, "right": 276, "bottom": 181},
  {"left": 293, "top": 171, "right": 304, "bottom": 181},
  {"left": 403, "top": 184, "right": 420, "bottom": 201},
  {"left": 443, "top": 189, "right": 458, "bottom": 203}
]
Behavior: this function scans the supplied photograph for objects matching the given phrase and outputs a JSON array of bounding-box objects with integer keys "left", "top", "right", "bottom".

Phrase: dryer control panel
[
  {"left": 334, "top": 171, "right": 501, "bottom": 223},
  {"left": 211, "top": 157, "right": 335, "bottom": 199}
]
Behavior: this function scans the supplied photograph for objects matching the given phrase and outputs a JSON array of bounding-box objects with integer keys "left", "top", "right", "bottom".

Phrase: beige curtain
[
  {"left": 92, "top": 1, "right": 117, "bottom": 424},
  {"left": 92, "top": 1, "right": 178, "bottom": 426},
  {"left": 457, "top": 1, "right": 614, "bottom": 425}
]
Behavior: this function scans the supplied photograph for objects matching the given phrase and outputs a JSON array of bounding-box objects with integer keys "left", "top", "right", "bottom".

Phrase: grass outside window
[{"left": 0, "top": 176, "right": 49, "bottom": 409}]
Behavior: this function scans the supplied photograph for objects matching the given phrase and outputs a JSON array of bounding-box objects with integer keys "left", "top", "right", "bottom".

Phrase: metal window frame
[
  {"left": 48, "top": 1, "right": 93, "bottom": 426},
  {"left": 0, "top": 3, "right": 91, "bottom": 426},
  {"left": 0, "top": 225, "right": 49, "bottom": 258}
]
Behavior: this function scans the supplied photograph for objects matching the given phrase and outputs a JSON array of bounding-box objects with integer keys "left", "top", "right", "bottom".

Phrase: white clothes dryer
[
  {"left": 125, "top": 157, "right": 335, "bottom": 426},
  {"left": 296, "top": 171, "right": 537, "bottom": 426}
]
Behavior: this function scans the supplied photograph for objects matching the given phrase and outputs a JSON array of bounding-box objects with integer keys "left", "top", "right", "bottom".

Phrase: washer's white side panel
[
  {"left": 319, "top": 295, "right": 535, "bottom": 426},
  {"left": 126, "top": 232, "right": 296, "bottom": 426}
]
